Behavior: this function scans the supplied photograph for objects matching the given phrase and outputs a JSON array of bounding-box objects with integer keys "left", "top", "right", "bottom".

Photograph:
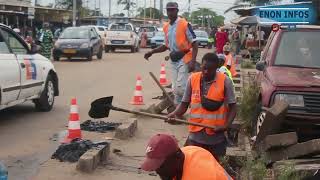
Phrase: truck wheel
[
  {"left": 111, "top": 47, "right": 115, "bottom": 52},
  {"left": 97, "top": 47, "right": 103, "bottom": 59},
  {"left": 131, "top": 46, "right": 136, "bottom": 53},
  {"left": 251, "top": 100, "right": 266, "bottom": 138},
  {"left": 135, "top": 45, "right": 140, "bottom": 52},
  {"left": 53, "top": 55, "right": 60, "bottom": 61},
  {"left": 34, "top": 75, "right": 55, "bottom": 112},
  {"left": 105, "top": 46, "right": 110, "bottom": 53}
]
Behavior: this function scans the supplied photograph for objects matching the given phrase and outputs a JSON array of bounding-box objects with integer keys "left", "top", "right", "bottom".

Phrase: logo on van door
[{"left": 24, "top": 59, "right": 37, "bottom": 80}]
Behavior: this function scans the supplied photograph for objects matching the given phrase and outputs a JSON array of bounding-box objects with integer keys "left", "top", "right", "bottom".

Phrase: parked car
[
  {"left": 194, "top": 30, "right": 209, "bottom": 48},
  {"left": 138, "top": 26, "right": 158, "bottom": 46},
  {"left": 150, "top": 31, "right": 165, "bottom": 49},
  {"left": 53, "top": 26, "right": 103, "bottom": 61},
  {"left": 106, "top": 23, "right": 139, "bottom": 53},
  {"left": 81, "top": 25, "right": 107, "bottom": 50},
  {"left": 254, "top": 25, "right": 320, "bottom": 137},
  {"left": 0, "top": 23, "right": 59, "bottom": 111}
]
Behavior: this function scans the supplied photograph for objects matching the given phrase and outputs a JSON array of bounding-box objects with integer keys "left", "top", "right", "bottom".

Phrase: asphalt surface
[{"left": 0, "top": 48, "right": 210, "bottom": 180}]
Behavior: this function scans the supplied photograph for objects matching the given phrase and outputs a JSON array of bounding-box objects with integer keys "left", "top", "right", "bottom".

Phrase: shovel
[{"left": 88, "top": 96, "right": 217, "bottom": 129}]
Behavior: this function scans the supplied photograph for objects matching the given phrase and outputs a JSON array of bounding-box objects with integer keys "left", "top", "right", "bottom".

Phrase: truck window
[
  {"left": 139, "top": 27, "right": 156, "bottom": 32},
  {"left": 110, "top": 24, "right": 133, "bottom": 31},
  {"left": 0, "top": 33, "right": 10, "bottom": 54},
  {"left": 274, "top": 31, "right": 320, "bottom": 68}
]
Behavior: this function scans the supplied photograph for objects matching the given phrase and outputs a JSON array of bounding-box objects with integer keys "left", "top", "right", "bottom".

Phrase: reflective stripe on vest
[
  {"left": 163, "top": 18, "right": 193, "bottom": 63},
  {"left": 189, "top": 72, "right": 227, "bottom": 135}
]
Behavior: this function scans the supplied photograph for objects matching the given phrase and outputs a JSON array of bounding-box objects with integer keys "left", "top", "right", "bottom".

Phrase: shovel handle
[
  {"left": 111, "top": 106, "right": 217, "bottom": 129},
  {"left": 149, "top": 72, "right": 175, "bottom": 106}
]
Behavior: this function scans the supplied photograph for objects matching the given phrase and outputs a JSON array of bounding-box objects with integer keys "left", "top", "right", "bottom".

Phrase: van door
[
  {"left": 0, "top": 27, "right": 43, "bottom": 100},
  {"left": 0, "top": 32, "right": 21, "bottom": 105}
]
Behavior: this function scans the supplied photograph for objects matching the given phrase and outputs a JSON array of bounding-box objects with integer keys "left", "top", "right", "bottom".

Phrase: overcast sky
[{"left": 35, "top": 0, "right": 240, "bottom": 22}]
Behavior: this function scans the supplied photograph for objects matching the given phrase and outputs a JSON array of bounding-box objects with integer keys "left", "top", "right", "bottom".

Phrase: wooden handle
[
  {"left": 111, "top": 106, "right": 217, "bottom": 129},
  {"left": 149, "top": 72, "right": 175, "bottom": 106}
]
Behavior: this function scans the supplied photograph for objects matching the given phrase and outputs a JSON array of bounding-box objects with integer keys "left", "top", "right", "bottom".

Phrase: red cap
[{"left": 140, "top": 134, "right": 179, "bottom": 171}]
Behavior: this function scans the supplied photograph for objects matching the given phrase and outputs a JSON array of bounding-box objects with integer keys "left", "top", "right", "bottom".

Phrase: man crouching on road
[
  {"left": 140, "top": 134, "right": 232, "bottom": 180},
  {"left": 144, "top": 2, "right": 198, "bottom": 108},
  {"left": 167, "top": 53, "right": 237, "bottom": 161}
]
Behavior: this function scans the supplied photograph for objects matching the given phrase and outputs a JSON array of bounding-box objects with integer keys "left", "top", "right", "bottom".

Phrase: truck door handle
[{"left": 20, "top": 63, "right": 26, "bottom": 68}]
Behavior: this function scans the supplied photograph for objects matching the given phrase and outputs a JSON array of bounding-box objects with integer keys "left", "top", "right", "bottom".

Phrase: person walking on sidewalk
[
  {"left": 141, "top": 134, "right": 233, "bottom": 180},
  {"left": 144, "top": 2, "right": 198, "bottom": 107},
  {"left": 167, "top": 53, "right": 237, "bottom": 161}
]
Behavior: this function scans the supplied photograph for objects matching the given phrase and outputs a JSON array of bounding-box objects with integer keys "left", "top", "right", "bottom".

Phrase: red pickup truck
[{"left": 253, "top": 25, "right": 320, "bottom": 137}]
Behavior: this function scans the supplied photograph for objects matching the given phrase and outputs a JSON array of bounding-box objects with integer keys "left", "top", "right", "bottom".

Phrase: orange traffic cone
[
  {"left": 159, "top": 63, "right": 169, "bottom": 86},
  {"left": 62, "top": 98, "right": 82, "bottom": 143},
  {"left": 130, "top": 76, "right": 144, "bottom": 105}
]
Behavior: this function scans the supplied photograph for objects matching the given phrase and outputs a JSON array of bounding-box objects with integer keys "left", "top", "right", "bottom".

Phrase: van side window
[
  {"left": 0, "top": 32, "right": 10, "bottom": 54},
  {"left": 0, "top": 29, "right": 27, "bottom": 55}
]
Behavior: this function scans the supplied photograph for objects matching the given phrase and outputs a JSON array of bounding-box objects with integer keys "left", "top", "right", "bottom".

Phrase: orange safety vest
[
  {"left": 163, "top": 18, "right": 193, "bottom": 63},
  {"left": 224, "top": 54, "right": 237, "bottom": 77},
  {"left": 189, "top": 72, "right": 227, "bottom": 135},
  {"left": 179, "top": 146, "right": 232, "bottom": 180}
]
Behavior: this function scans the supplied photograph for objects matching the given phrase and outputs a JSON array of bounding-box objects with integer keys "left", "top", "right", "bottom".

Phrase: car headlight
[
  {"left": 274, "top": 94, "right": 304, "bottom": 107},
  {"left": 54, "top": 42, "right": 60, "bottom": 48},
  {"left": 80, "top": 43, "right": 89, "bottom": 48}
]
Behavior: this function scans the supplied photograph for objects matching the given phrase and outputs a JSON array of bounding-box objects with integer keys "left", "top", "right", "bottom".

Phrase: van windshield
[
  {"left": 110, "top": 24, "right": 133, "bottom": 31},
  {"left": 275, "top": 31, "right": 320, "bottom": 69}
]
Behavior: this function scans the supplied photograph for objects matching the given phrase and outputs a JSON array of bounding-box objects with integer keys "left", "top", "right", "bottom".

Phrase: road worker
[
  {"left": 167, "top": 53, "right": 237, "bottom": 161},
  {"left": 223, "top": 43, "right": 237, "bottom": 77},
  {"left": 218, "top": 54, "right": 233, "bottom": 84},
  {"left": 144, "top": 2, "right": 198, "bottom": 108},
  {"left": 141, "top": 134, "right": 232, "bottom": 180}
]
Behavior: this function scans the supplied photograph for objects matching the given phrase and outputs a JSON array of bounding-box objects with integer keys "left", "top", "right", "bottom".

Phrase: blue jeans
[{"left": 170, "top": 60, "right": 189, "bottom": 105}]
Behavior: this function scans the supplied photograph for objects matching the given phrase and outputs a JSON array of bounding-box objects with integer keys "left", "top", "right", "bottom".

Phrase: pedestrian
[
  {"left": 217, "top": 54, "right": 233, "bottom": 84},
  {"left": 140, "top": 28, "right": 148, "bottom": 48},
  {"left": 256, "top": 28, "right": 265, "bottom": 46},
  {"left": 39, "top": 22, "right": 53, "bottom": 59},
  {"left": 140, "top": 134, "right": 233, "bottom": 180},
  {"left": 231, "top": 29, "right": 241, "bottom": 55},
  {"left": 144, "top": 2, "right": 198, "bottom": 108},
  {"left": 215, "top": 26, "right": 228, "bottom": 54},
  {"left": 208, "top": 27, "right": 216, "bottom": 49},
  {"left": 223, "top": 43, "right": 237, "bottom": 77},
  {"left": 167, "top": 53, "right": 237, "bottom": 161}
]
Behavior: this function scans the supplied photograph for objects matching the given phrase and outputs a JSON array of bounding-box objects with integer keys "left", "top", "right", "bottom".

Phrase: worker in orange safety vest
[
  {"left": 141, "top": 134, "right": 233, "bottom": 180},
  {"left": 167, "top": 53, "right": 237, "bottom": 161},
  {"left": 144, "top": 2, "right": 198, "bottom": 107},
  {"left": 223, "top": 43, "right": 237, "bottom": 77}
]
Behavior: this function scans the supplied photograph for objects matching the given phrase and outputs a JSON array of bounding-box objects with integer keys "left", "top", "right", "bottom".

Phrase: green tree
[
  {"left": 55, "top": 0, "right": 82, "bottom": 10},
  {"left": 117, "top": 0, "right": 136, "bottom": 17},
  {"left": 182, "top": 12, "right": 191, "bottom": 21},
  {"left": 137, "top": 7, "right": 162, "bottom": 19},
  {"left": 191, "top": 8, "right": 224, "bottom": 27},
  {"left": 224, "top": 0, "right": 280, "bottom": 13}
]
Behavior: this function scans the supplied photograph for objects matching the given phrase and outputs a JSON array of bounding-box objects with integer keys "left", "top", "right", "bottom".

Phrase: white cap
[{"left": 13, "top": 28, "right": 20, "bottom": 33}]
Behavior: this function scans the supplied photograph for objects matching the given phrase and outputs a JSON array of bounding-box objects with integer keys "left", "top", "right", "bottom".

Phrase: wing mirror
[{"left": 256, "top": 61, "right": 266, "bottom": 71}]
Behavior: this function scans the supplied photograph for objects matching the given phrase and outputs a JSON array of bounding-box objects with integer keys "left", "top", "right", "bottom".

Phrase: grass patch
[
  {"left": 239, "top": 80, "right": 260, "bottom": 134},
  {"left": 241, "top": 60, "right": 255, "bottom": 69}
]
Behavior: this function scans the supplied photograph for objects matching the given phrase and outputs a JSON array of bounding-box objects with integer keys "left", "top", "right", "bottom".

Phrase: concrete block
[
  {"left": 257, "top": 132, "right": 298, "bottom": 152},
  {"left": 77, "top": 143, "right": 110, "bottom": 173},
  {"left": 114, "top": 118, "right": 138, "bottom": 140},
  {"left": 265, "top": 139, "right": 320, "bottom": 163},
  {"left": 233, "top": 77, "right": 241, "bottom": 84},
  {"left": 153, "top": 98, "right": 173, "bottom": 114},
  {"left": 254, "top": 100, "right": 289, "bottom": 146},
  {"left": 273, "top": 159, "right": 320, "bottom": 178}
]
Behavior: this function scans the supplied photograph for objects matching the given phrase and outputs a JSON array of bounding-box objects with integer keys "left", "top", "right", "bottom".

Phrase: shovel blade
[{"left": 89, "top": 96, "right": 113, "bottom": 119}]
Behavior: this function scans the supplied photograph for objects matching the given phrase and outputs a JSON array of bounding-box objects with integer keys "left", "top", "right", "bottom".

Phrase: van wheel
[
  {"left": 87, "top": 50, "right": 93, "bottom": 61},
  {"left": 251, "top": 100, "right": 266, "bottom": 138},
  {"left": 105, "top": 46, "right": 110, "bottom": 53},
  {"left": 131, "top": 46, "right": 136, "bottom": 53},
  {"left": 53, "top": 55, "right": 60, "bottom": 61},
  {"left": 34, "top": 75, "right": 55, "bottom": 112}
]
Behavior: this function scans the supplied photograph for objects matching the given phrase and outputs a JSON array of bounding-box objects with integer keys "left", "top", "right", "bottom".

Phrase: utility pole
[
  {"left": 108, "top": 0, "right": 111, "bottom": 17},
  {"left": 72, "top": 0, "right": 76, "bottom": 26},
  {"left": 188, "top": 0, "right": 191, "bottom": 18},
  {"left": 160, "top": 0, "right": 163, "bottom": 24},
  {"left": 144, "top": 0, "right": 146, "bottom": 25}
]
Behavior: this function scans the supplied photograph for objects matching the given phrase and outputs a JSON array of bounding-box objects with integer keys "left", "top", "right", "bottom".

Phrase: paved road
[{"left": 0, "top": 48, "right": 210, "bottom": 180}]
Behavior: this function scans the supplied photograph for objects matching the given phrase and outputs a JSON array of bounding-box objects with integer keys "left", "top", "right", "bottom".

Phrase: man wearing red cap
[{"left": 141, "top": 134, "right": 232, "bottom": 180}]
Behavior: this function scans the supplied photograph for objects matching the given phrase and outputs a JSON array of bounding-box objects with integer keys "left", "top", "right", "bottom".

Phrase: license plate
[
  {"left": 200, "top": 43, "right": 207, "bottom": 45},
  {"left": 112, "top": 40, "right": 124, "bottom": 44},
  {"left": 63, "top": 49, "right": 76, "bottom": 54}
]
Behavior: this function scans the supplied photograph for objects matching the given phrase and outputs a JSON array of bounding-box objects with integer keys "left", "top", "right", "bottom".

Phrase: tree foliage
[
  {"left": 190, "top": 8, "right": 224, "bottom": 27},
  {"left": 55, "top": 0, "right": 82, "bottom": 10},
  {"left": 137, "top": 7, "right": 162, "bottom": 19},
  {"left": 117, "top": 0, "right": 136, "bottom": 17}
]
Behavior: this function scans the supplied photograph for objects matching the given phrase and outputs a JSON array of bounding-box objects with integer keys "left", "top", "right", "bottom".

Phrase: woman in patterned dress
[{"left": 39, "top": 22, "right": 53, "bottom": 59}]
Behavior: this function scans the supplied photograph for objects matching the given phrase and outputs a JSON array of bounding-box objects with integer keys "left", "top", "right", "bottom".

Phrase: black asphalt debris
[
  {"left": 51, "top": 138, "right": 93, "bottom": 162},
  {"left": 80, "top": 120, "right": 121, "bottom": 133}
]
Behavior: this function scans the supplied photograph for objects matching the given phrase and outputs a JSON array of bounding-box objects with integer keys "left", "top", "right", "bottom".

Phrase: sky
[{"left": 35, "top": 0, "right": 240, "bottom": 22}]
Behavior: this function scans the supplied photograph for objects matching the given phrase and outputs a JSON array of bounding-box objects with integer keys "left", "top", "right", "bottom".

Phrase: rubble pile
[
  {"left": 51, "top": 139, "right": 94, "bottom": 162},
  {"left": 80, "top": 120, "right": 121, "bottom": 133}
]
